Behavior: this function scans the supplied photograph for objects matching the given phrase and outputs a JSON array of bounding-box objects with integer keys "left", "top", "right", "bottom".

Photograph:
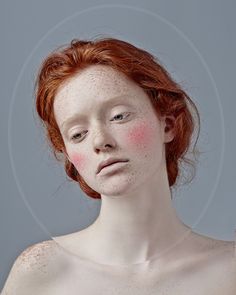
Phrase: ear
[{"left": 161, "top": 115, "right": 175, "bottom": 143}]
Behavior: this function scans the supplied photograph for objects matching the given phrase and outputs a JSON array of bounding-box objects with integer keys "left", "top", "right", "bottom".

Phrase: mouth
[{"left": 97, "top": 160, "right": 129, "bottom": 175}]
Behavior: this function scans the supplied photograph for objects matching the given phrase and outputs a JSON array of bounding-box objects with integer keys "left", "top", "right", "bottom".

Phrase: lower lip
[{"left": 98, "top": 161, "right": 128, "bottom": 175}]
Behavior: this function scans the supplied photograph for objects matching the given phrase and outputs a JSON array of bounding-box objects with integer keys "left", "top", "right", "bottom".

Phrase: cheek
[
  {"left": 126, "top": 122, "right": 154, "bottom": 150},
  {"left": 69, "top": 152, "right": 86, "bottom": 172}
]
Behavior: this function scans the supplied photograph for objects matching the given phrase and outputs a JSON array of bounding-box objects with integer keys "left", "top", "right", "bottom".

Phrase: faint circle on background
[{"left": 8, "top": 4, "right": 225, "bottom": 257}]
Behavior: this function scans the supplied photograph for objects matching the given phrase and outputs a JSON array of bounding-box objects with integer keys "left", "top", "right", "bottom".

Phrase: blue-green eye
[
  {"left": 70, "top": 131, "right": 86, "bottom": 141},
  {"left": 70, "top": 113, "right": 130, "bottom": 142},
  {"left": 111, "top": 112, "right": 130, "bottom": 121}
]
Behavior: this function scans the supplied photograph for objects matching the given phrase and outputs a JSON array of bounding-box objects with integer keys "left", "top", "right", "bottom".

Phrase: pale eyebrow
[{"left": 60, "top": 94, "right": 133, "bottom": 132}]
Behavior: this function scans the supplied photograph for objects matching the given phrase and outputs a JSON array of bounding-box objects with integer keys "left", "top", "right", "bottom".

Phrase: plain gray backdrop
[{"left": 1, "top": 0, "right": 236, "bottom": 290}]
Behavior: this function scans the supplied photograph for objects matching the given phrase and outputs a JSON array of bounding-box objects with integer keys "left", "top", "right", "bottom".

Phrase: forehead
[
  {"left": 54, "top": 64, "right": 147, "bottom": 104},
  {"left": 53, "top": 65, "right": 149, "bottom": 122}
]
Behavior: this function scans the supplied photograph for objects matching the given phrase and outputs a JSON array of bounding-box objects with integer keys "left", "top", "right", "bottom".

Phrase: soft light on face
[
  {"left": 69, "top": 152, "right": 86, "bottom": 173},
  {"left": 53, "top": 65, "right": 171, "bottom": 197},
  {"left": 126, "top": 121, "right": 154, "bottom": 149}
]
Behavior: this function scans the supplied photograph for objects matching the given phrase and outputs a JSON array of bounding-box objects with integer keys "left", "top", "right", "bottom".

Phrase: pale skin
[{"left": 2, "top": 65, "right": 236, "bottom": 294}]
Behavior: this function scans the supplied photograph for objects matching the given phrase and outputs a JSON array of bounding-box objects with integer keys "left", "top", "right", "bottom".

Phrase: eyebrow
[{"left": 60, "top": 94, "right": 132, "bottom": 131}]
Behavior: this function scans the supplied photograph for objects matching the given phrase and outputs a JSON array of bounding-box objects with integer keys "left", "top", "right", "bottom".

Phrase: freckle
[
  {"left": 70, "top": 152, "right": 86, "bottom": 172},
  {"left": 18, "top": 241, "right": 56, "bottom": 273}
]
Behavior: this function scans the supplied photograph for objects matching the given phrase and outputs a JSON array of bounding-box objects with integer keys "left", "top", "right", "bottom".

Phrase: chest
[{"left": 42, "top": 261, "right": 235, "bottom": 295}]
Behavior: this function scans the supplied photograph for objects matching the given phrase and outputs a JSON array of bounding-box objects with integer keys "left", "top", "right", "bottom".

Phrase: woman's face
[{"left": 53, "top": 65, "right": 173, "bottom": 197}]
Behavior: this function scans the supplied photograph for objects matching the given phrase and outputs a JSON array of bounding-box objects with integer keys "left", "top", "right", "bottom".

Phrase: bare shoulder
[
  {"left": 192, "top": 232, "right": 236, "bottom": 263},
  {"left": 208, "top": 238, "right": 236, "bottom": 294},
  {"left": 215, "top": 239, "right": 236, "bottom": 280},
  {"left": 1, "top": 240, "right": 70, "bottom": 295},
  {"left": 189, "top": 232, "right": 236, "bottom": 293}
]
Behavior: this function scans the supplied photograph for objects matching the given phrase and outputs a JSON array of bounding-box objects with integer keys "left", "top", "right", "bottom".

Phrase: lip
[
  {"left": 98, "top": 161, "right": 128, "bottom": 176},
  {"left": 97, "top": 158, "right": 129, "bottom": 174}
]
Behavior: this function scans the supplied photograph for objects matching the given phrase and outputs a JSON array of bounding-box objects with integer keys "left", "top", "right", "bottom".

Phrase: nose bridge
[{"left": 92, "top": 119, "right": 114, "bottom": 149}]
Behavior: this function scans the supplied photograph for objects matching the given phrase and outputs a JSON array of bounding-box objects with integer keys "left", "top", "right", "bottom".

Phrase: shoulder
[
  {"left": 191, "top": 231, "right": 236, "bottom": 268},
  {"left": 188, "top": 232, "right": 236, "bottom": 293},
  {"left": 211, "top": 239, "right": 236, "bottom": 293},
  {"left": 1, "top": 239, "right": 71, "bottom": 295}
]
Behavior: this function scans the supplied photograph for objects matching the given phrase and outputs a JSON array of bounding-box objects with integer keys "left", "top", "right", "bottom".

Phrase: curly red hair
[{"left": 35, "top": 36, "right": 201, "bottom": 199}]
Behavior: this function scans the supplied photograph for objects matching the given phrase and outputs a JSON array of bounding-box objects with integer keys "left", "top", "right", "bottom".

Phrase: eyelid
[
  {"left": 110, "top": 111, "right": 130, "bottom": 121},
  {"left": 69, "top": 112, "right": 131, "bottom": 142}
]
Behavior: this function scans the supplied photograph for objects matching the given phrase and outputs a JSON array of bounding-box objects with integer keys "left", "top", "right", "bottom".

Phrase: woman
[{"left": 2, "top": 37, "right": 235, "bottom": 294}]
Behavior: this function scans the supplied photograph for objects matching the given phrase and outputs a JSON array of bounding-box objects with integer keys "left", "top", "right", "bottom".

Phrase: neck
[{"left": 86, "top": 164, "right": 191, "bottom": 265}]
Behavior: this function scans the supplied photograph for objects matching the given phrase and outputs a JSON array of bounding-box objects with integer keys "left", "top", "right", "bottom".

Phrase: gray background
[{"left": 1, "top": 0, "right": 235, "bottom": 290}]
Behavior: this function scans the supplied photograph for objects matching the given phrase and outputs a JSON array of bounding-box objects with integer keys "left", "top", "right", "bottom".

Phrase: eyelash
[{"left": 70, "top": 112, "right": 130, "bottom": 142}]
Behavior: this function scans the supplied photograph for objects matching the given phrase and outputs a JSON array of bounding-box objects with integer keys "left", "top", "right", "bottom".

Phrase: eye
[
  {"left": 70, "top": 131, "right": 86, "bottom": 142},
  {"left": 111, "top": 112, "right": 130, "bottom": 121},
  {"left": 69, "top": 113, "right": 130, "bottom": 142}
]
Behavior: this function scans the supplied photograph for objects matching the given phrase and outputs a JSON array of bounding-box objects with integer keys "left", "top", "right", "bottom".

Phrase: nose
[{"left": 92, "top": 123, "right": 116, "bottom": 153}]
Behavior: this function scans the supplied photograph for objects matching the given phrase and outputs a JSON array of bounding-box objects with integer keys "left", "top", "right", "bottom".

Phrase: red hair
[{"left": 35, "top": 36, "right": 200, "bottom": 199}]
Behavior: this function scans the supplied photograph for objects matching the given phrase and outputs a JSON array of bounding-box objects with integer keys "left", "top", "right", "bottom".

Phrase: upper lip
[{"left": 97, "top": 158, "right": 128, "bottom": 174}]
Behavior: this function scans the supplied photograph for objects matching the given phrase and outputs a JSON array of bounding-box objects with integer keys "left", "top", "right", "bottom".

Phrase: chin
[{"left": 98, "top": 181, "right": 133, "bottom": 197}]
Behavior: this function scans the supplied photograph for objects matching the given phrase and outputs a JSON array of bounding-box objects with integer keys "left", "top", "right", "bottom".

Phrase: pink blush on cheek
[
  {"left": 126, "top": 123, "right": 153, "bottom": 148},
  {"left": 69, "top": 152, "right": 86, "bottom": 172}
]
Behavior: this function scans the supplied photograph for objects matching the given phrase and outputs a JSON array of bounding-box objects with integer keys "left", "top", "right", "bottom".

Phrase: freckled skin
[
  {"left": 126, "top": 122, "right": 153, "bottom": 149},
  {"left": 2, "top": 65, "right": 236, "bottom": 295},
  {"left": 53, "top": 64, "right": 168, "bottom": 199},
  {"left": 69, "top": 122, "right": 154, "bottom": 173},
  {"left": 52, "top": 65, "right": 177, "bottom": 246},
  {"left": 53, "top": 61, "right": 235, "bottom": 295}
]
